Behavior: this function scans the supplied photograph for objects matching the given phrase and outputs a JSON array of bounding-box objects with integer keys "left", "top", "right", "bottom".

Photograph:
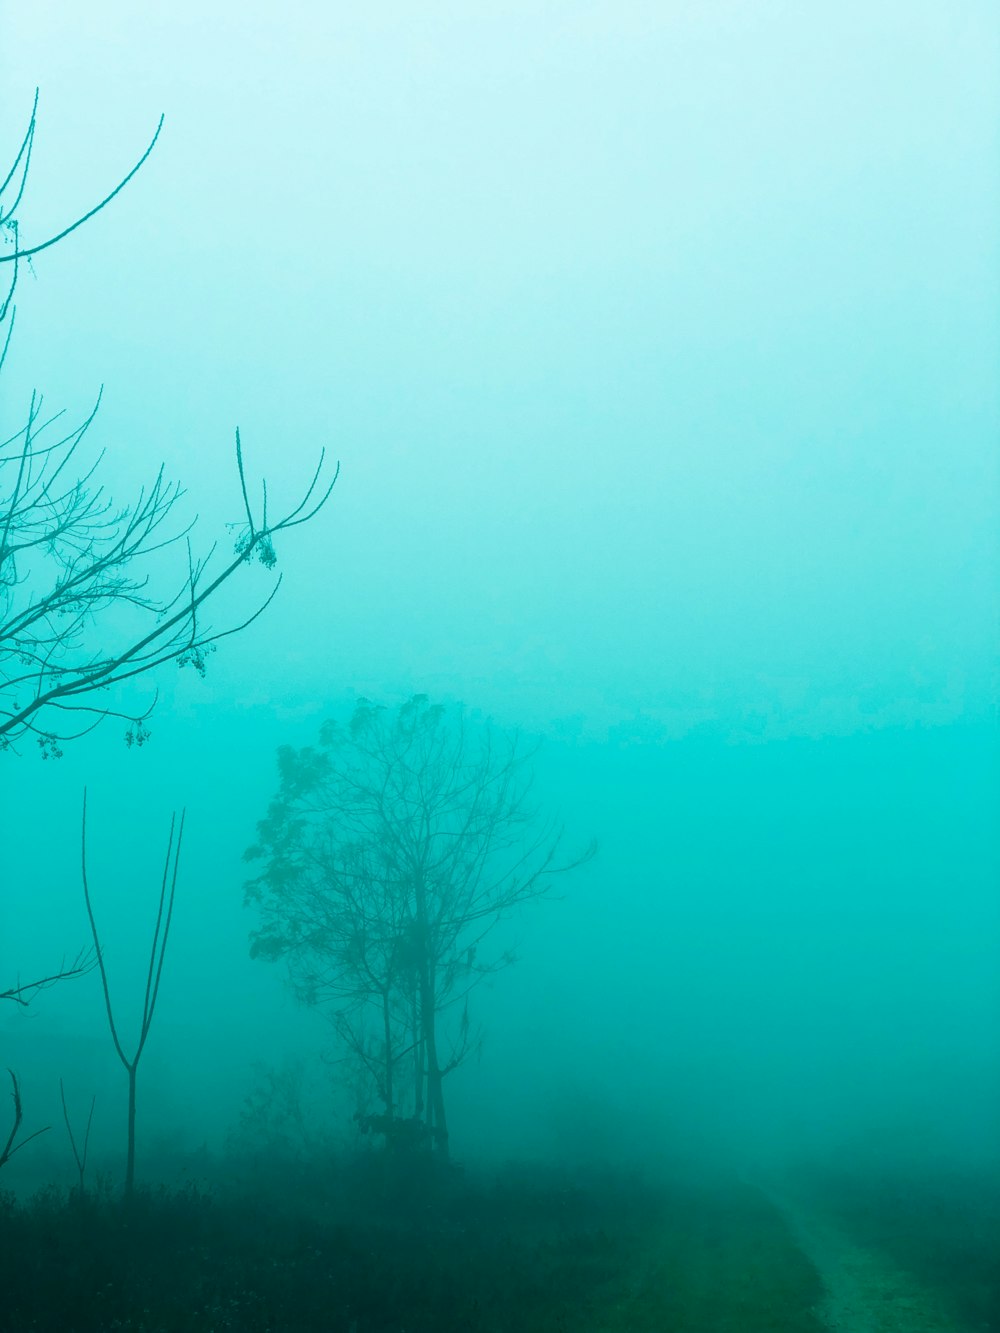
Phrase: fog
[{"left": 2, "top": 0, "right": 998, "bottom": 1208}]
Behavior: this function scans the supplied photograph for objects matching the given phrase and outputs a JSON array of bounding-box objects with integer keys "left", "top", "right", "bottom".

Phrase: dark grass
[
  {"left": 794, "top": 1160, "right": 1000, "bottom": 1330},
  {"left": 0, "top": 1154, "right": 826, "bottom": 1333}
]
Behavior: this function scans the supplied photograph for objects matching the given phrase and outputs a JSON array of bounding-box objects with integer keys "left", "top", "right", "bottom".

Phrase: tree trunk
[
  {"left": 381, "top": 988, "right": 394, "bottom": 1123},
  {"left": 412, "top": 877, "right": 448, "bottom": 1160},
  {"left": 412, "top": 983, "right": 424, "bottom": 1121},
  {"left": 419, "top": 959, "right": 448, "bottom": 1160},
  {"left": 427, "top": 1062, "right": 448, "bottom": 1159},
  {"left": 125, "top": 1064, "right": 137, "bottom": 1199}
]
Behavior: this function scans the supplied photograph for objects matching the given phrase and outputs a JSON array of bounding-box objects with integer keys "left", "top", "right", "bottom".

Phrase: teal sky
[{"left": 3, "top": 2, "right": 997, "bottom": 740}]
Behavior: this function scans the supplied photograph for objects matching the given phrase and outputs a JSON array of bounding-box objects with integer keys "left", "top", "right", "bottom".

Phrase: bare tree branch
[
  {"left": 0, "top": 1069, "right": 50, "bottom": 1171},
  {"left": 1, "top": 97, "right": 338, "bottom": 756},
  {"left": 1, "top": 947, "right": 96, "bottom": 1006},
  {"left": 0, "top": 95, "right": 164, "bottom": 266}
]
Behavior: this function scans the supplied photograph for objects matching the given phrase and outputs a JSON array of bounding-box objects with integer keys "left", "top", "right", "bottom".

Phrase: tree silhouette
[{"left": 246, "top": 695, "right": 594, "bottom": 1163}]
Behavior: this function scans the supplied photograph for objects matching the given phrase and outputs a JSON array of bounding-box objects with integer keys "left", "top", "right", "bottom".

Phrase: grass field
[{"left": 0, "top": 1158, "right": 827, "bottom": 1333}]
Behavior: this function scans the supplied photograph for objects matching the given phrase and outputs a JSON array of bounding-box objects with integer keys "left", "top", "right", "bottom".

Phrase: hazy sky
[
  {"left": 3, "top": 2, "right": 997, "bottom": 740},
  {"left": 2, "top": 5, "right": 998, "bottom": 1181}
]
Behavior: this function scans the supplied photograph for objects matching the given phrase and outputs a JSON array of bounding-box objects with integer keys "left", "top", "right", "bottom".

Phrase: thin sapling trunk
[{"left": 81, "top": 789, "right": 184, "bottom": 1200}]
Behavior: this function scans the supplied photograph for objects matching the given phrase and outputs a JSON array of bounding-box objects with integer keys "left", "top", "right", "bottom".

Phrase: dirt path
[{"left": 758, "top": 1182, "right": 973, "bottom": 1333}]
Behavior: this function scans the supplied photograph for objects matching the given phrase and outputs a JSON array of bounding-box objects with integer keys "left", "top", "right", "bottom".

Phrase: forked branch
[
  {"left": 60, "top": 1077, "right": 96, "bottom": 1195},
  {"left": 81, "top": 788, "right": 185, "bottom": 1196},
  {"left": 0, "top": 1069, "right": 50, "bottom": 1171}
]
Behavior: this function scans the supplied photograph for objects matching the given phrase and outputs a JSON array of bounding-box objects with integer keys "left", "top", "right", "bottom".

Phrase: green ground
[{"left": 0, "top": 1161, "right": 826, "bottom": 1333}]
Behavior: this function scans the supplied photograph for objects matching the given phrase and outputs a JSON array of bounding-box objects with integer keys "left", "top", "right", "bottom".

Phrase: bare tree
[
  {"left": 245, "top": 695, "right": 594, "bottom": 1162},
  {"left": 81, "top": 790, "right": 183, "bottom": 1198},
  {"left": 2, "top": 97, "right": 168, "bottom": 1026},
  {"left": 1, "top": 94, "right": 337, "bottom": 756},
  {"left": 1, "top": 92, "right": 337, "bottom": 1165},
  {"left": 1, "top": 96, "right": 338, "bottom": 1174}
]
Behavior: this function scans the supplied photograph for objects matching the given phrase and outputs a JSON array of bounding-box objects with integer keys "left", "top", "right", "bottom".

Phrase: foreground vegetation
[{"left": 0, "top": 1155, "right": 825, "bottom": 1333}]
